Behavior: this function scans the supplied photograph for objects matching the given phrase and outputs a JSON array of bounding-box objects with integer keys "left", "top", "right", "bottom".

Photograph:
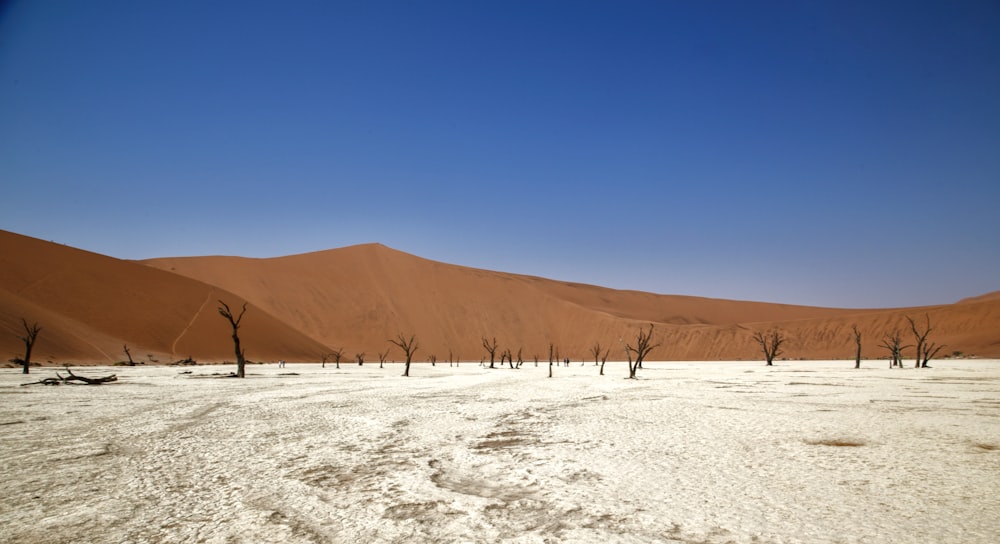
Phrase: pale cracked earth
[{"left": 1, "top": 360, "right": 998, "bottom": 543}]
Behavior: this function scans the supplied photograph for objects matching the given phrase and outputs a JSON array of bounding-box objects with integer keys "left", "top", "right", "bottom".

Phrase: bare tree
[
  {"left": 14, "top": 319, "right": 41, "bottom": 375},
  {"left": 122, "top": 344, "right": 136, "bottom": 366},
  {"left": 879, "top": 330, "right": 908, "bottom": 368},
  {"left": 329, "top": 348, "right": 344, "bottom": 369},
  {"left": 389, "top": 333, "right": 418, "bottom": 377},
  {"left": 625, "top": 324, "right": 660, "bottom": 379},
  {"left": 217, "top": 300, "right": 248, "bottom": 378},
  {"left": 515, "top": 347, "right": 524, "bottom": 369},
  {"left": 590, "top": 343, "right": 603, "bottom": 367},
  {"left": 428, "top": 354, "right": 437, "bottom": 366},
  {"left": 907, "top": 315, "right": 933, "bottom": 369},
  {"left": 320, "top": 353, "right": 329, "bottom": 368},
  {"left": 752, "top": 330, "right": 784, "bottom": 366},
  {"left": 921, "top": 342, "right": 945, "bottom": 368},
  {"left": 356, "top": 352, "right": 365, "bottom": 366},
  {"left": 599, "top": 348, "right": 610, "bottom": 376},
  {"left": 501, "top": 348, "right": 516, "bottom": 369},
  {"left": 378, "top": 350, "right": 389, "bottom": 369},
  {"left": 851, "top": 325, "right": 862, "bottom": 369},
  {"left": 482, "top": 337, "right": 499, "bottom": 369}
]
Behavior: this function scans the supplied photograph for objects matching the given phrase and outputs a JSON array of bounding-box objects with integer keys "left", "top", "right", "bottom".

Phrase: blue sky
[{"left": 1, "top": 1, "right": 998, "bottom": 308}]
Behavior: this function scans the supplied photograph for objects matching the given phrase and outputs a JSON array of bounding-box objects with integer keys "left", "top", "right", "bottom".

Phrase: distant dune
[{"left": 2, "top": 229, "right": 998, "bottom": 364}]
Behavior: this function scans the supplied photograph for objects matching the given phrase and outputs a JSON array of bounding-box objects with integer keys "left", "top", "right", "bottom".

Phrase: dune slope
[{"left": 0, "top": 230, "right": 330, "bottom": 363}]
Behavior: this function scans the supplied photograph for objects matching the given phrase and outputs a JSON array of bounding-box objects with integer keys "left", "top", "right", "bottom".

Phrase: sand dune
[
  {"left": 0, "top": 230, "right": 330, "bottom": 364},
  {"left": 2, "top": 229, "right": 998, "bottom": 364},
  {"left": 143, "top": 242, "right": 1000, "bottom": 361}
]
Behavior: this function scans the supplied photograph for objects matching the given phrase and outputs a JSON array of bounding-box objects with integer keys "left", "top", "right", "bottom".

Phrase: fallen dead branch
[{"left": 21, "top": 367, "right": 118, "bottom": 386}]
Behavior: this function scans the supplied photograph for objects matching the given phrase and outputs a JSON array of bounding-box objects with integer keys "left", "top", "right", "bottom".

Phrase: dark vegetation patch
[{"left": 805, "top": 438, "right": 866, "bottom": 447}]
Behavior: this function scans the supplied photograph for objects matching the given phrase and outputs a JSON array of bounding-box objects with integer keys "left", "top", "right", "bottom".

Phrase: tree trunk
[
  {"left": 22, "top": 342, "right": 33, "bottom": 374},
  {"left": 233, "top": 332, "right": 245, "bottom": 378}
]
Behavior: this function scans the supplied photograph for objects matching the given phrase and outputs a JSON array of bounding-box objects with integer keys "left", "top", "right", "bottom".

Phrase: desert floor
[{"left": 1, "top": 360, "right": 998, "bottom": 543}]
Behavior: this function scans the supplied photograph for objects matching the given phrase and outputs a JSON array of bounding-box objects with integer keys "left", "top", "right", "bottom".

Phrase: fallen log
[
  {"left": 21, "top": 377, "right": 62, "bottom": 386},
  {"left": 23, "top": 368, "right": 118, "bottom": 385},
  {"left": 57, "top": 367, "right": 117, "bottom": 385}
]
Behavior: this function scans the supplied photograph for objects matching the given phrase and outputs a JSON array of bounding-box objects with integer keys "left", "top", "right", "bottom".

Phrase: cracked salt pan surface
[{"left": 1, "top": 360, "right": 998, "bottom": 543}]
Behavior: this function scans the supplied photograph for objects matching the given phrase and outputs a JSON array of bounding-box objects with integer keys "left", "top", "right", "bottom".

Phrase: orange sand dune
[
  {"left": 2, "top": 229, "right": 996, "bottom": 364},
  {"left": 0, "top": 230, "right": 331, "bottom": 364},
  {"left": 143, "top": 243, "right": 1000, "bottom": 361}
]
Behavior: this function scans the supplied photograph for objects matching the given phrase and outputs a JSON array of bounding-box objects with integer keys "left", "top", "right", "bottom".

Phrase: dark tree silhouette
[
  {"left": 625, "top": 324, "right": 660, "bottom": 379},
  {"left": 330, "top": 348, "right": 345, "bottom": 369},
  {"left": 879, "top": 330, "right": 908, "bottom": 368},
  {"left": 428, "top": 354, "right": 437, "bottom": 366},
  {"left": 356, "top": 352, "right": 365, "bottom": 366},
  {"left": 14, "top": 319, "right": 41, "bottom": 375},
  {"left": 590, "top": 343, "right": 603, "bottom": 367},
  {"left": 389, "top": 333, "right": 418, "bottom": 377},
  {"left": 599, "top": 348, "right": 610, "bottom": 376},
  {"left": 378, "top": 350, "right": 389, "bottom": 369},
  {"left": 851, "top": 325, "right": 863, "bottom": 369},
  {"left": 217, "top": 300, "right": 247, "bottom": 378},
  {"left": 122, "top": 344, "right": 135, "bottom": 366},
  {"left": 921, "top": 342, "right": 945, "bottom": 368},
  {"left": 907, "top": 315, "right": 933, "bottom": 369},
  {"left": 482, "top": 337, "right": 499, "bottom": 369},
  {"left": 752, "top": 330, "right": 784, "bottom": 366}
]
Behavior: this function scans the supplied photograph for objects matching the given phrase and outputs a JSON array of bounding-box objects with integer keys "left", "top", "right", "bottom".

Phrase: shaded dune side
[
  {"left": 143, "top": 244, "right": 1000, "bottom": 360},
  {"left": 0, "top": 231, "right": 330, "bottom": 363}
]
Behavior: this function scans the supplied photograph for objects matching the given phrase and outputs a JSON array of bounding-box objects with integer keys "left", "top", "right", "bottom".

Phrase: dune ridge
[{"left": 2, "top": 229, "right": 998, "bottom": 364}]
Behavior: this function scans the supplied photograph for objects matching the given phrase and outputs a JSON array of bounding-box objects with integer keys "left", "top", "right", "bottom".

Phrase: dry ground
[{"left": 1, "top": 360, "right": 998, "bottom": 543}]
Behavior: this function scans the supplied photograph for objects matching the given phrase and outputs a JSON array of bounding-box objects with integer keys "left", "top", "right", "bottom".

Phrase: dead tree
[
  {"left": 907, "top": 315, "right": 933, "bottom": 369},
  {"left": 378, "top": 350, "right": 389, "bottom": 368},
  {"left": 752, "top": 330, "right": 785, "bottom": 366},
  {"left": 879, "top": 330, "right": 908, "bottom": 368},
  {"left": 921, "top": 342, "right": 945, "bottom": 368},
  {"left": 356, "top": 352, "right": 365, "bottom": 366},
  {"left": 590, "top": 343, "right": 603, "bottom": 367},
  {"left": 851, "top": 325, "right": 862, "bottom": 369},
  {"left": 389, "top": 333, "right": 418, "bottom": 377},
  {"left": 123, "top": 344, "right": 136, "bottom": 366},
  {"left": 330, "top": 348, "right": 344, "bottom": 369},
  {"left": 428, "top": 354, "right": 437, "bottom": 366},
  {"left": 14, "top": 319, "right": 42, "bottom": 375},
  {"left": 321, "top": 353, "right": 329, "bottom": 368},
  {"left": 482, "top": 337, "right": 499, "bottom": 369},
  {"left": 599, "top": 348, "right": 610, "bottom": 376},
  {"left": 501, "top": 348, "right": 515, "bottom": 369},
  {"left": 515, "top": 347, "right": 524, "bottom": 369},
  {"left": 625, "top": 324, "right": 660, "bottom": 379},
  {"left": 217, "top": 301, "right": 248, "bottom": 378}
]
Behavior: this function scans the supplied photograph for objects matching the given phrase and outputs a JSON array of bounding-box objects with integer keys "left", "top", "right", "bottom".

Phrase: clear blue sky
[{"left": 2, "top": 1, "right": 998, "bottom": 308}]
